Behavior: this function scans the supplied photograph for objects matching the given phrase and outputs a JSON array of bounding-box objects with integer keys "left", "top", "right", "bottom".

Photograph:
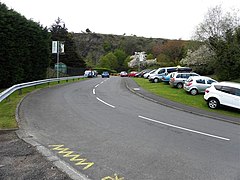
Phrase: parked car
[
  {"left": 143, "top": 69, "right": 156, "bottom": 79},
  {"left": 128, "top": 71, "right": 138, "bottom": 77},
  {"left": 184, "top": 76, "right": 218, "bottom": 95},
  {"left": 135, "top": 69, "right": 151, "bottom": 77},
  {"left": 120, "top": 71, "right": 128, "bottom": 77},
  {"left": 149, "top": 67, "right": 192, "bottom": 83},
  {"left": 204, "top": 82, "right": 240, "bottom": 109},
  {"left": 161, "top": 73, "right": 173, "bottom": 83},
  {"left": 84, "top": 70, "right": 95, "bottom": 78},
  {"left": 101, "top": 71, "right": 110, "bottom": 78},
  {"left": 169, "top": 72, "right": 200, "bottom": 88}
]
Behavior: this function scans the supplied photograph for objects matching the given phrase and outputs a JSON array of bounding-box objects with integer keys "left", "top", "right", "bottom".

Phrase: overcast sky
[{"left": 1, "top": 0, "right": 240, "bottom": 40}]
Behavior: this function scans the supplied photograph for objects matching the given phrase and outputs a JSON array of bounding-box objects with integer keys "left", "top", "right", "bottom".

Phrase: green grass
[
  {"left": 133, "top": 78, "right": 240, "bottom": 118},
  {"left": 0, "top": 79, "right": 85, "bottom": 130}
]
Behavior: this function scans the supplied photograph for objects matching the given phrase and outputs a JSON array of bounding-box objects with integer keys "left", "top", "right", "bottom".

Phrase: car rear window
[
  {"left": 234, "top": 88, "right": 240, "bottom": 96},
  {"left": 158, "top": 69, "right": 165, "bottom": 74},
  {"left": 207, "top": 80, "right": 215, "bottom": 84},
  {"left": 214, "top": 85, "right": 240, "bottom": 96},
  {"left": 196, "top": 79, "right": 205, "bottom": 84}
]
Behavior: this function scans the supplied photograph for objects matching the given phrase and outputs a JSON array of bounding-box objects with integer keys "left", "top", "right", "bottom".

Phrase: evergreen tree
[
  {"left": 210, "top": 28, "right": 240, "bottom": 80},
  {"left": 0, "top": 3, "right": 50, "bottom": 88},
  {"left": 49, "top": 18, "right": 85, "bottom": 68}
]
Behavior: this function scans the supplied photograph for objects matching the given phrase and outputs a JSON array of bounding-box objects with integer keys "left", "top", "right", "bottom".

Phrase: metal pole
[{"left": 57, "top": 41, "right": 59, "bottom": 78}]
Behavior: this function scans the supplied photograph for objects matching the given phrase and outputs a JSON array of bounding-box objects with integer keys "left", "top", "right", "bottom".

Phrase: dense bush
[
  {"left": 0, "top": 3, "right": 51, "bottom": 88},
  {"left": 210, "top": 28, "right": 240, "bottom": 80}
]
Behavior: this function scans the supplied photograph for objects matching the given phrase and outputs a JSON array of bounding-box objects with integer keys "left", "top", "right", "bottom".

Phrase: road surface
[{"left": 18, "top": 77, "right": 240, "bottom": 180}]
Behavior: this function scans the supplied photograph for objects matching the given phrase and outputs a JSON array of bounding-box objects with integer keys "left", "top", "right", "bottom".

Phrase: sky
[{"left": 1, "top": 0, "right": 240, "bottom": 40}]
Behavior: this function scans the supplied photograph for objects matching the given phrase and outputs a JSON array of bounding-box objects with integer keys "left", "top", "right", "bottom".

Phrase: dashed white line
[
  {"left": 94, "top": 79, "right": 115, "bottom": 108},
  {"left": 96, "top": 97, "right": 115, "bottom": 108},
  {"left": 138, "top": 115, "right": 230, "bottom": 141}
]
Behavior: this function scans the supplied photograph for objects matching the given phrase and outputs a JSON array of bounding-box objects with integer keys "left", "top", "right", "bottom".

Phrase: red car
[{"left": 128, "top": 71, "right": 138, "bottom": 77}]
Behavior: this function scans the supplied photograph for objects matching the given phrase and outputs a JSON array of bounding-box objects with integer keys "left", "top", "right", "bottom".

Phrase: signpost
[{"left": 52, "top": 41, "right": 64, "bottom": 78}]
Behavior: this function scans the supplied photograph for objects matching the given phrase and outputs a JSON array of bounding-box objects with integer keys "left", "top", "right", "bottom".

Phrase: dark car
[{"left": 102, "top": 71, "right": 110, "bottom": 78}]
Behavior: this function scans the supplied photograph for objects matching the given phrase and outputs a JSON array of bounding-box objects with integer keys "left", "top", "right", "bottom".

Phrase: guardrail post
[
  {"left": 18, "top": 89, "right": 22, "bottom": 95},
  {"left": 6, "top": 96, "right": 10, "bottom": 102}
]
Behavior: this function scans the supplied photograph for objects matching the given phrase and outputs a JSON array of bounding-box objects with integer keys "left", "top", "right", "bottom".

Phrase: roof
[{"left": 216, "top": 82, "right": 240, "bottom": 89}]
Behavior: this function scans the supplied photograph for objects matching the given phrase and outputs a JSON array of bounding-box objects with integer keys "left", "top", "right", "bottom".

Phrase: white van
[
  {"left": 84, "top": 70, "right": 94, "bottom": 78},
  {"left": 149, "top": 67, "right": 192, "bottom": 83}
]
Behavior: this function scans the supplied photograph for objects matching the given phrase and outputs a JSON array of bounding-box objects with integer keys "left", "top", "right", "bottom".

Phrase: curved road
[{"left": 18, "top": 77, "right": 240, "bottom": 180}]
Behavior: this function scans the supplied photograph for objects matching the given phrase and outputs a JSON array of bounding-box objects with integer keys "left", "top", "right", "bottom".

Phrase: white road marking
[
  {"left": 96, "top": 97, "right": 115, "bottom": 108},
  {"left": 138, "top": 115, "right": 230, "bottom": 141},
  {"left": 94, "top": 79, "right": 115, "bottom": 108},
  {"left": 133, "top": 88, "right": 140, "bottom": 91}
]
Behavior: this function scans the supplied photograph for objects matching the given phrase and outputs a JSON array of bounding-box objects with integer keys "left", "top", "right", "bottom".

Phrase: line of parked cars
[
  {"left": 128, "top": 67, "right": 240, "bottom": 110},
  {"left": 84, "top": 70, "right": 110, "bottom": 78}
]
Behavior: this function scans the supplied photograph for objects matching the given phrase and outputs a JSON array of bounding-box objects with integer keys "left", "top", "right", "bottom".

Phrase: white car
[
  {"left": 204, "top": 82, "right": 240, "bottom": 109},
  {"left": 143, "top": 69, "right": 156, "bottom": 79}
]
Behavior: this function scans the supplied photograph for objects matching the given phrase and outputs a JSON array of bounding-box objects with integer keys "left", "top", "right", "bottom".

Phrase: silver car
[
  {"left": 169, "top": 72, "right": 200, "bottom": 88},
  {"left": 184, "top": 76, "right": 217, "bottom": 95}
]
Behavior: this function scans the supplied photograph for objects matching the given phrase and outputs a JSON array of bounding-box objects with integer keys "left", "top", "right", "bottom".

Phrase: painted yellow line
[
  {"left": 49, "top": 144, "right": 94, "bottom": 170},
  {"left": 102, "top": 173, "right": 124, "bottom": 180}
]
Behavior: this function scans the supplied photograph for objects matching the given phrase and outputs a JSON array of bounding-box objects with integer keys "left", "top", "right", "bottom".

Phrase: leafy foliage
[
  {"left": 154, "top": 40, "right": 185, "bottom": 66},
  {"left": 180, "top": 45, "right": 215, "bottom": 75},
  {"left": 193, "top": 5, "right": 240, "bottom": 80},
  {"left": 113, "top": 49, "right": 128, "bottom": 71},
  {"left": 97, "top": 52, "right": 118, "bottom": 70},
  {"left": 49, "top": 18, "right": 86, "bottom": 68},
  {"left": 210, "top": 28, "right": 240, "bottom": 80},
  {"left": 0, "top": 3, "right": 50, "bottom": 88}
]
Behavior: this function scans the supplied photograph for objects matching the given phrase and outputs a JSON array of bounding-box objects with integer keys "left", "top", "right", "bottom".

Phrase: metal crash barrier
[{"left": 0, "top": 76, "right": 83, "bottom": 102}]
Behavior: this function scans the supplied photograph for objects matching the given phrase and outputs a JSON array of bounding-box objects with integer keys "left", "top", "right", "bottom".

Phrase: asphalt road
[{"left": 18, "top": 76, "right": 240, "bottom": 180}]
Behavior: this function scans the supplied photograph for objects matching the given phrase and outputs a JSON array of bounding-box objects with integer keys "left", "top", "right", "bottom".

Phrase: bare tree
[{"left": 193, "top": 5, "right": 240, "bottom": 41}]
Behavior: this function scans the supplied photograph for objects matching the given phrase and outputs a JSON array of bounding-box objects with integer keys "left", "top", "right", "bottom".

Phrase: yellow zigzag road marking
[
  {"left": 49, "top": 144, "right": 94, "bottom": 170},
  {"left": 102, "top": 173, "right": 124, "bottom": 180}
]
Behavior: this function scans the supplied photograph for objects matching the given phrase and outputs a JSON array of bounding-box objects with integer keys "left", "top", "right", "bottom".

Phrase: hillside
[{"left": 72, "top": 32, "right": 167, "bottom": 66}]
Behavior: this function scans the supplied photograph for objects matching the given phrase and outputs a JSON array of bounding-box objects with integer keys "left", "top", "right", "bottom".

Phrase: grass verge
[
  {"left": 133, "top": 78, "right": 240, "bottom": 118},
  {"left": 0, "top": 79, "right": 85, "bottom": 130}
]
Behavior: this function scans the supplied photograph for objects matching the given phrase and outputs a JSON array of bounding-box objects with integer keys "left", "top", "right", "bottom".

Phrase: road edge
[
  {"left": 124, "top": 78, "right": 240, "bottom": 125},
  {"left": 15, "top": 86, "right": 92, "bottom": 180}
]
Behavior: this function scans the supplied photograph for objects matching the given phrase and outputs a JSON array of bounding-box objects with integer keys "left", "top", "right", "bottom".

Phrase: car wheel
[
  {"left": 177, "top": 83, "right": 183, "bottom": 88},
  {"left": 153, "top": 78, "right": 159, "bottom": 83},
  {"left": 190, "top": 89, "right": 198, "bottom": 95},
  {"left": 208, "top": 98, "right": 220, "bottom": 109}
]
